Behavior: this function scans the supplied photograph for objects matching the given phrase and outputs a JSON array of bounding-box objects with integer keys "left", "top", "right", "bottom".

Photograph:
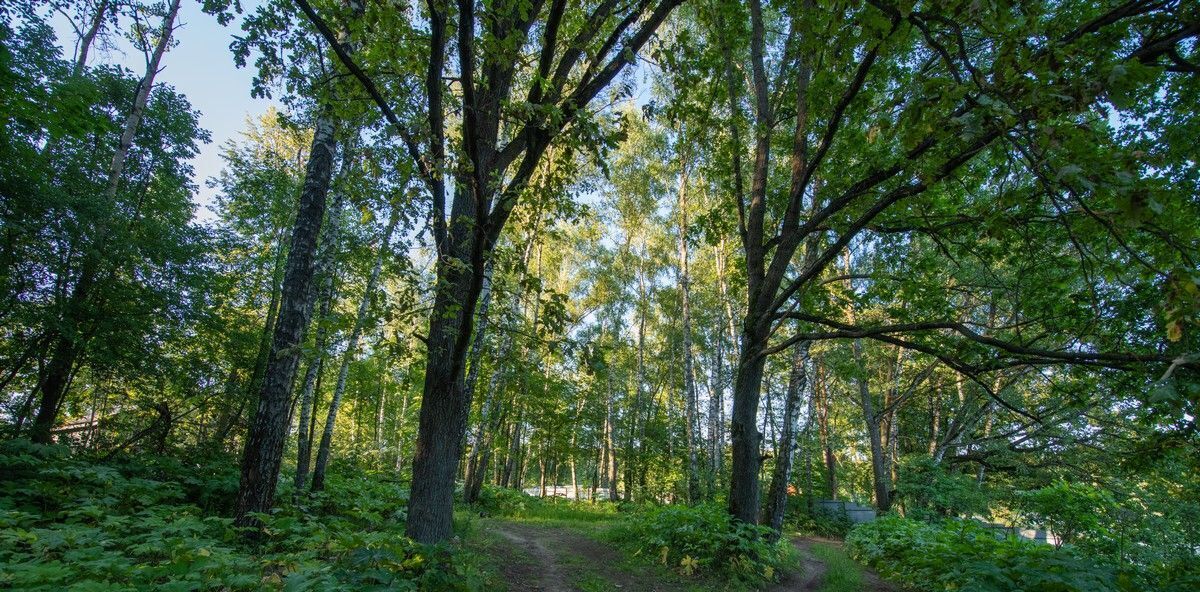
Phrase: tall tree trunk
[
  {"left": 627, "top": 248, "right": 649, "bottom": 502},
  {"left": 233, "top": 111, "right": 337, "bottom": 528},
  {"left": 728, "top": 318, "right": 770, "bottom": 524},
  {"left": 816, "top": 363, "right": 837, "bottom": 499},
  {"left": 311, "top": 207, "right": 399, "bottom": 491},
  {"left": 406, "top": 178, "right": 492, "bottom": 542},
  {"left": 713, "top": 240, "right": 735, "bottom": 483},
  {"left": 394, "top": 370, "right": 413, "bottom": 472},
  {"left": 928, "top": 382, "right": 942, "bottom": 455},
  {"left": 764, "top": 340, "right": 810, "bottom": 535},
  {"left": 104, "top": 0, "right": 180, "bottom": 203},
  {"left": 852, "top": 339, "right": 892, "bottom": 512},
  {"left": 248, "top": 227, "right": 289, "bottom": 415},
  {"left": 676, "top": 150, "right": 701, "bottom": 503},
  {"left": 461, "top": 263, "right": 496, "bottom": 503},
  {"left": 294, "top": 177, "right": 348, "bottom": 490}
]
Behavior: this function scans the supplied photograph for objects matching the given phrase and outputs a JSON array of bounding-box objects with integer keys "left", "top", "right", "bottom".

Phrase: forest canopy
[{"left": 1, "top": 0, "right": 1198, "bottom": 590}]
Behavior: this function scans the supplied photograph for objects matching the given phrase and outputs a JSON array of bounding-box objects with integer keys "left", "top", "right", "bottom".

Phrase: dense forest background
[{"left": 1, "top": 0, "right": 1198, "bottom": 590}]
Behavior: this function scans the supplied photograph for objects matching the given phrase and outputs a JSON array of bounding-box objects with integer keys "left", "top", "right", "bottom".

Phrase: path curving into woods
[{"left": 487, "top": 520, "right": 895, "bottom": 592}]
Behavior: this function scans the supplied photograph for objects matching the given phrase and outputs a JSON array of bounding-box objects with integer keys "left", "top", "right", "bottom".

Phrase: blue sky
[{"left": 51, "top": 0, "right": 277, "bottom": 222}]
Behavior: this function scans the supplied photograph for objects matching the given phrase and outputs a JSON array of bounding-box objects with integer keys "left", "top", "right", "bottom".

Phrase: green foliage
[
  {"left": 806, "top": 543, "right": 864, "bottom": 592},
  {"left": 1015, "top": 480, "right": 1114, "bottom": 547},
  {"left": 0, "top": 441, "right": 484, "bottom": 591},
  {"left": 896, "top": 455, "right": 992, "bottom": 521},
  {"left": 787, "top": 498, "right": 853, "bottom": 538},
  {"left": 471, "top": 485, "right": 618, "bottom": 524},
  {"left": 844, "top": 515, "right": 1200, "bottom": 592},
  {"left": 609, "top": 503, "right": 793, "bottom": 586}
]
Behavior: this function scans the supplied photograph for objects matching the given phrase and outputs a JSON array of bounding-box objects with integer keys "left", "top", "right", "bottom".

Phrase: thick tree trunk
[
  {"left": 764, "top": 340, "right": 810, "bottom": 535},
  {"left": 311, "top": 207, "right": 399, "bottom": 491},
  {"left": 233, "top": 111, "right": 337, "bottom": 528},
  {"left": 728, "top": 318, "right": 770, "bottom": 524},
  {"left": 405, "top": 235, "right": 486, "bottom": 541}
]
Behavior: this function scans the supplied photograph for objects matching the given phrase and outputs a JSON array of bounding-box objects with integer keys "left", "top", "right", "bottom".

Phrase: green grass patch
[
  {"left": 809, "top": 543, "right": 864, "bottom": 592},
  {"left": 574, "top": 571, "right": 612, "bottom": 592}
]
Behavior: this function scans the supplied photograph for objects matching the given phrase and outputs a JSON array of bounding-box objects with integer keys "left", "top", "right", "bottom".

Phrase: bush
[
  {"left": 789, "top": 503, "right": 853, "bottom": 538},
  {"left": 895, "top": 455, "right": 991, "bottom": 521},
  {"left": 846, "top": 515, "right": 1125, "bottom": 592},
  {"left": 1015, "top": 480, "right": 1114, "bottom": 547},
  {"left": 0, "top": 440, "right": 484, "bottom": 591},
  {"left": 609, "top": 503, "right": 793, "bottom": 586}
]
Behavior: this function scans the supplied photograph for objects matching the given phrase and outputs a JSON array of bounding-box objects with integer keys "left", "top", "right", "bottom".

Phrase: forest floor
[{"left": 472, "top": 518, "right": 895, "bottom": 592}]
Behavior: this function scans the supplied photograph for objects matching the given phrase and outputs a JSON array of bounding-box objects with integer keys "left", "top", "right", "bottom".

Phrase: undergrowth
[
  {"left": 608, "top": 503, "right": 794, "bottom": 587},
  {"left": 0, "top": 440, "right": 485, "bottom": 591},
  {"left": 471, "top": 485, "right": 619, "bottom": 524},
  {"left": 846, "top": 514, "right": 1200, "bottom": 592}
]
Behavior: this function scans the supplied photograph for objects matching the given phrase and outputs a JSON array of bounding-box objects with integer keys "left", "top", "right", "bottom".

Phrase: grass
[
  {"left": 574, "top": 571, "right": 613, "bottom": 592},
  {"left": 493, "top": 497, "right": 621, "bottom": 523},
  {"left": 809, "top": 542, "right": 866, "bottom": 592}
]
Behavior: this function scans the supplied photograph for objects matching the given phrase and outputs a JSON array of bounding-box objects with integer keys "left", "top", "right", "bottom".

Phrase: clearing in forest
[{"left": 474, "top": 518, "right": 894, "bottom": 592}]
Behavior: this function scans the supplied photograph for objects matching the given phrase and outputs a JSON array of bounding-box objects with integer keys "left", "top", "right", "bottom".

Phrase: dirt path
[
  {"left": 768, "top": 538, "right": 828, "bottom": 591},
  {"left": 491, "top": 521, "right": 685, "bottom": 592},
  {"left": 486, "top": 521, "right": 894, "bottom": 592},
  {"left": 770, "top": 537, "right": 895, "bottom": 592}
]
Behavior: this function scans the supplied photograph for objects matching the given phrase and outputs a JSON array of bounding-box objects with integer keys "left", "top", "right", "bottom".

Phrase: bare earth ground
[{"left": 484, "top": 520, "right": 895, "bottom": 592}]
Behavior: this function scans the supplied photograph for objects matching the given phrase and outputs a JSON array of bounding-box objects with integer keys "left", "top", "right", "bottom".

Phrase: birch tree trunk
[
  {"left": 764, "top": 340, "right": 810, "bottom": 536},
  {"left": 310, "top": 207, "right": 400, "bottom": 491},
  {"left": 293, "top": 194, "right": 344, "bottom": 490},
  {"left": 676, "top": 148, "right": 701, "bottom": 503}
]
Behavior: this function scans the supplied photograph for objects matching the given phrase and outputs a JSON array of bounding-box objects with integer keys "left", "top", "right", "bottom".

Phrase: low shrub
[
  {"left": 895, "top": 455, "right": 991, "bottom": 521},
  {"left": 609, "top": 503, "right": 793, "bottom": 586},
  {"left": 0, "top": 440, "right": 485, "bottom": 591},
  {"left": 846, "top": 515, "right": 1124, "bottom": 592},
  {"left": 792, "top": 501, "right": 859, "bottom": 535}
]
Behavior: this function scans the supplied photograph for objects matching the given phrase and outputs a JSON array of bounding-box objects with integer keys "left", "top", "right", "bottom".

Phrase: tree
[
  {"left": 673, "top": 0, "right": 1200, "bottom": 527},
  {"left": 293, "top": 0, "right": 686, "bottom": 542},
  {"left": 29, "top": 0, "right": 182, "bottom": 444}
]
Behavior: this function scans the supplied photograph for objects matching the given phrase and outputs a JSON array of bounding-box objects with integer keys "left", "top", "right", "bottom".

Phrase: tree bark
[
  {"left": 72, "top": 0, "right": 112, "bottom": 76},
  {"left": 103, "top": 0, "right": 180, "bottom": 203},
  {"left": 676, "top": 148, "right": 701, "bottom": 503},
  {"left": 764, "top": 340, "right": 810, "bottom": 535},
  {"left": 233, "top": 111, "right": 337, "bottom": 528},
  {"left": 852, "top": 338, "right": 892, "bottom": 512},
  {"left": 461, "top": 262, "right": 497, "bottom": 503},
  {"left": 728, "top": 319, "right": 770, "bottom": 523}
]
